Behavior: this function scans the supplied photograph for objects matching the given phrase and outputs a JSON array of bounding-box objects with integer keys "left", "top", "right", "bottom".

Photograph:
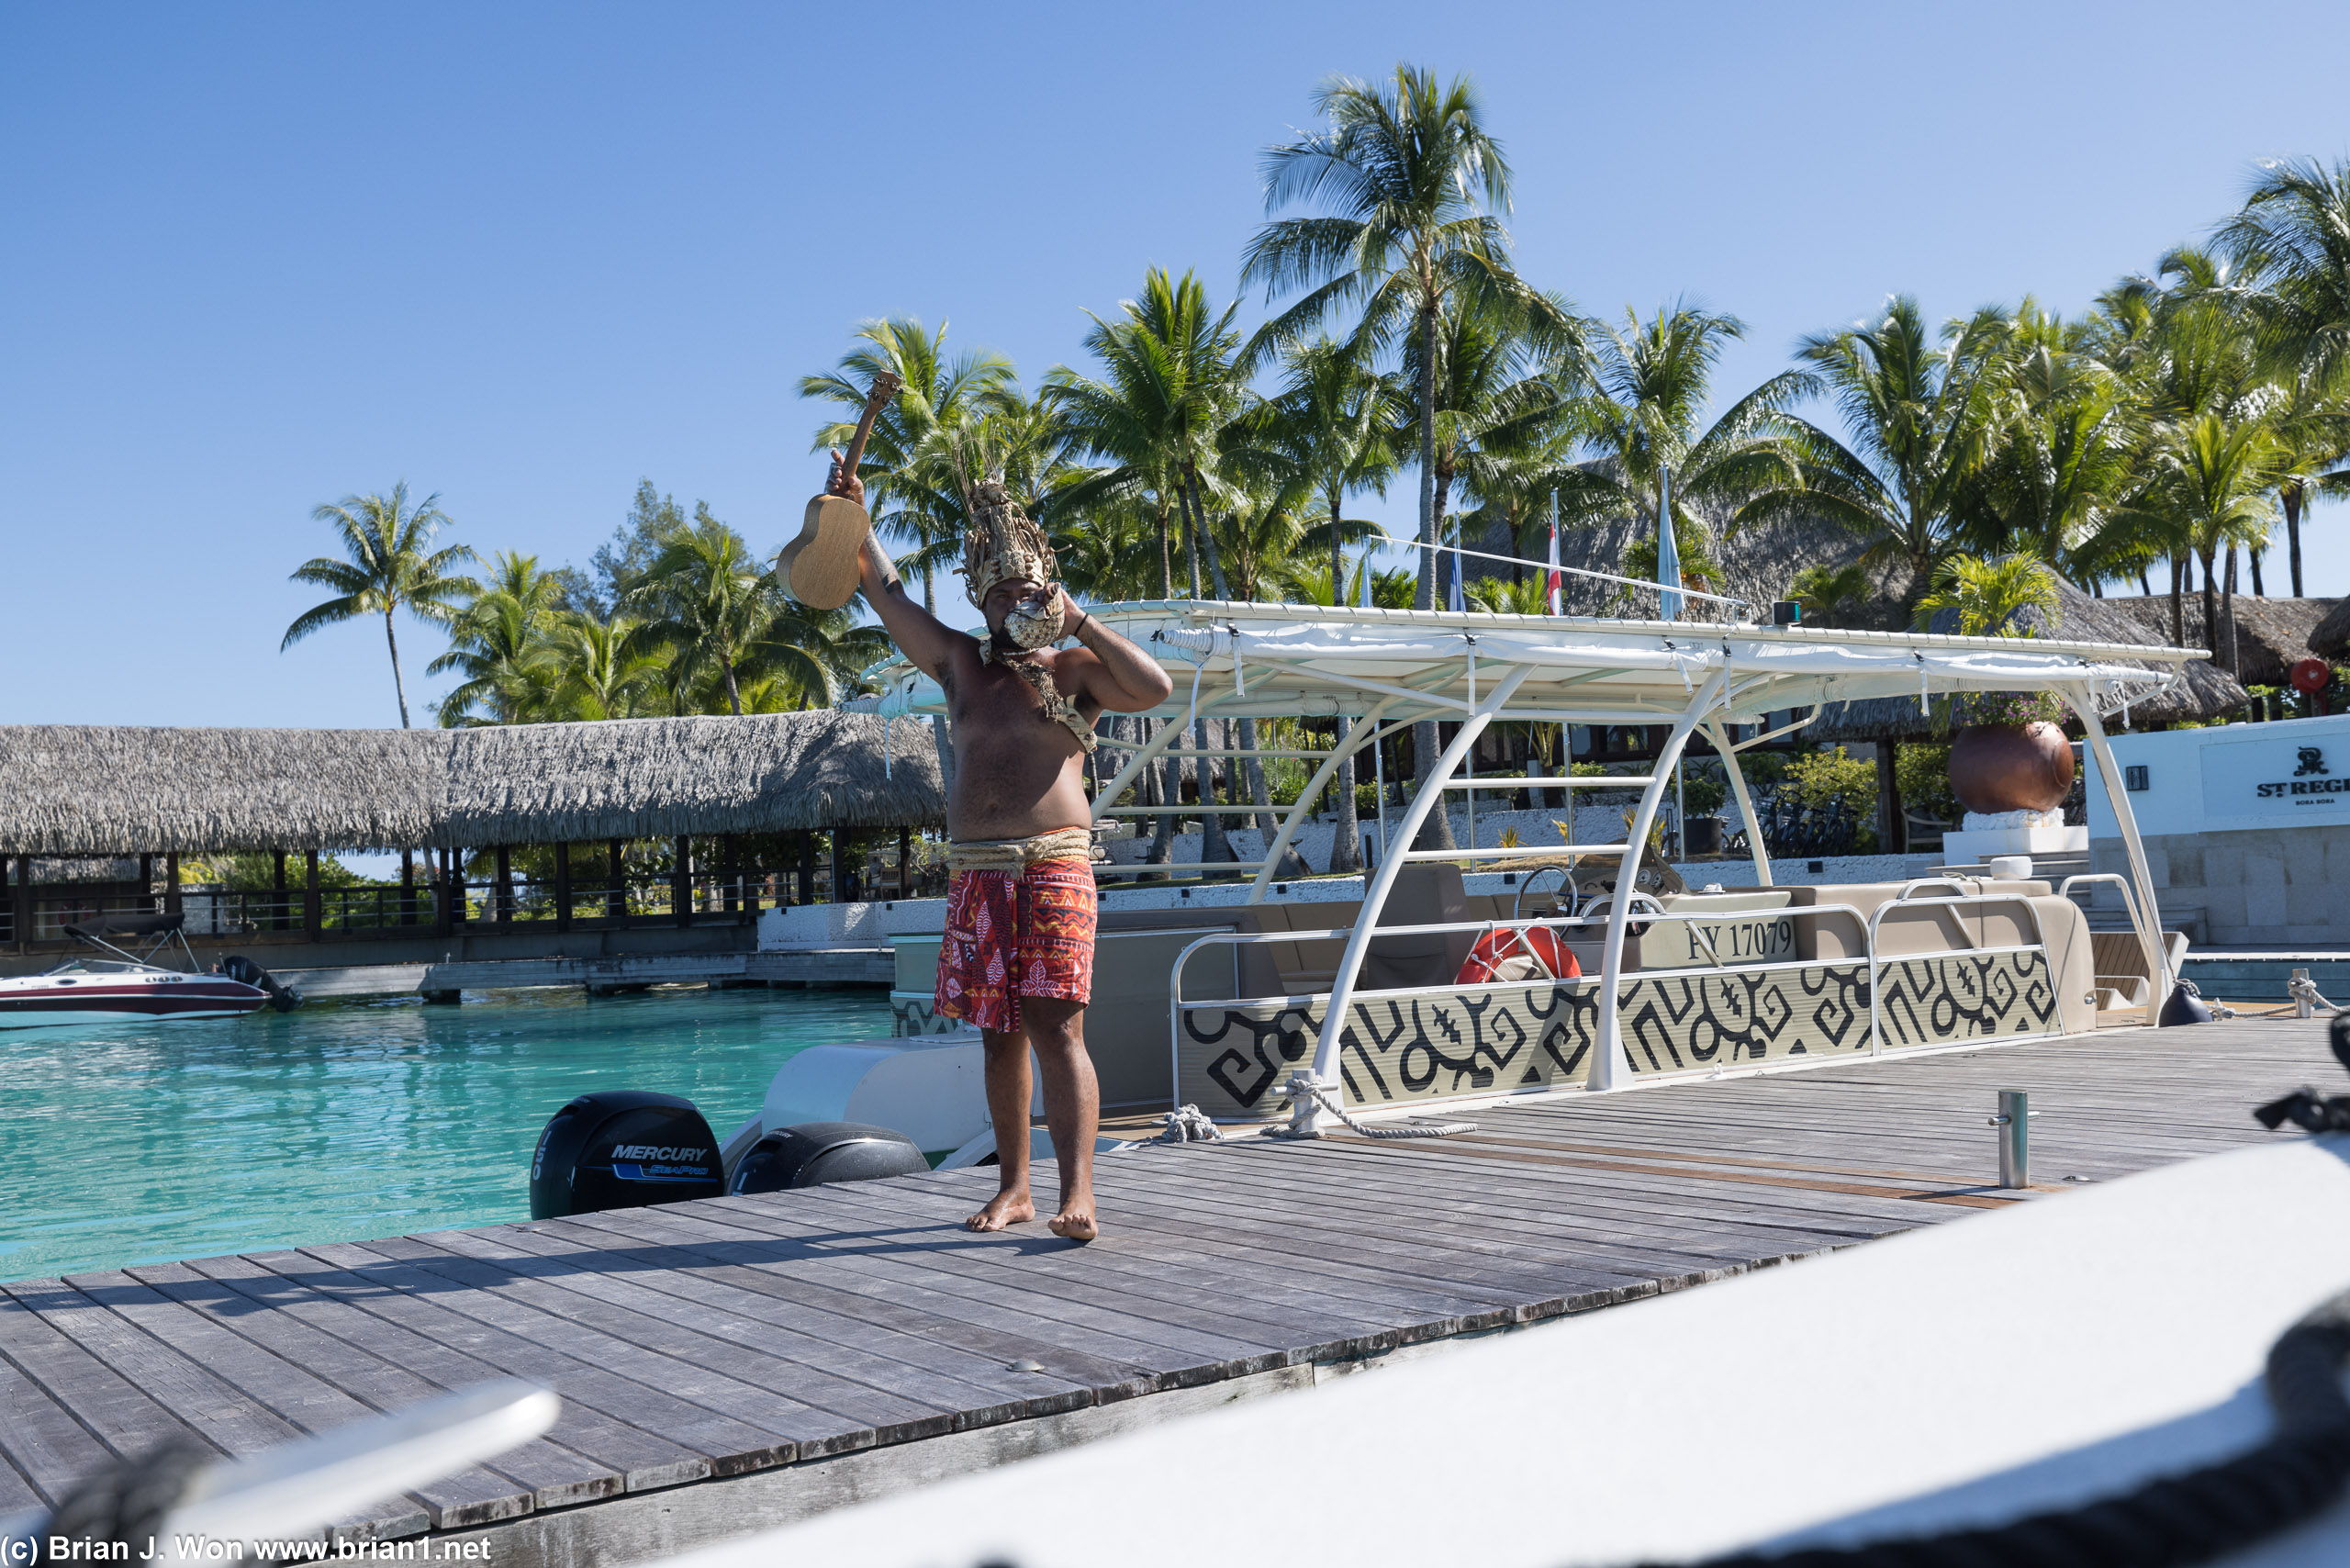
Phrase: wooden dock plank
[
  {"left": 125, "top": 1259, "right": 621, "bottom": 1515},
  {"left": 1, "top": 1277, "right": 420, "bottom": 1538},
  {"left": 423, "top": 1222, "right": 1091, "bottom": 1426},
  {"left": 0, "top": 1346, "right": 106, "bottom": 1509},
  {"left": 69, "top": 1267, "right": 530, "bottom": 1529},
  {"left": 315, "top": 1238, "right": 819, "bottom": 1473},
  {"left": 229, "top": 1248, "right": 715, "bottom": 1490},
  {"left": 543, "top": 1205, "right": 1164, "bottom": 1400}
]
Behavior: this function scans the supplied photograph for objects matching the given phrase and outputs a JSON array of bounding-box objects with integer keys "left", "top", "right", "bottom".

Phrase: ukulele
[{"left": 778, "top": 370, "right": 903, "bottom": 609}]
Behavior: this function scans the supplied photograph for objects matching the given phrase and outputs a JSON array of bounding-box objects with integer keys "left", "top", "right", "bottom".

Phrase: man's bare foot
[
  {"left": 1048, "top": 1198, "right": 1099, "bottom": 1242},
  {"left": 966, "top": 1190, "right": 1035, "bottom": 1232}
]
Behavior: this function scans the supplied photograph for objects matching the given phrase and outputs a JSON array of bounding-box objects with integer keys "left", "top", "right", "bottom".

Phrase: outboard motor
[
  {"left": 530, "top": 1090, "right": 724, "bottom": 1219},
  {"left": 730, "top": 1121, "right": 928, "bottom": 1194},
  {"left": 221, "top": 954, "right": 303, "bottom": 1011}
]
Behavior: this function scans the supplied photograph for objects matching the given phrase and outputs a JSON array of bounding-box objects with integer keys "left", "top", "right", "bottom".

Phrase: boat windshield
[{"left": 39, "top": 958, "right": 149, "bottom": 977}]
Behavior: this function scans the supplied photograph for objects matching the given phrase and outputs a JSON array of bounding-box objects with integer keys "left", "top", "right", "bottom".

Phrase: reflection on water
[{"left": 0, "top": 985, "right": 888, "bottom": 1282}]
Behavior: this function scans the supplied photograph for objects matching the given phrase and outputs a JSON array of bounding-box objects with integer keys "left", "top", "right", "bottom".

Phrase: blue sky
[{"left": 6, "top": 0, "right": 2347, "bottom": 729}]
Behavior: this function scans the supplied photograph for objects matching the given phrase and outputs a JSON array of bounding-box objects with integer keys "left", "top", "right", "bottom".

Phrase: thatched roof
[
  {"left": 2098, "top": 595, "right": 2337, "bottom": 687},
  {"left": 0, "top": 711, "right": 944, "bottom": 856},
  {"left": 2302, "top": 598, "right": 2350, "bottom": 660},
  {"left": 1806, "top": 582, "right": 2245, "bottom": 743}
]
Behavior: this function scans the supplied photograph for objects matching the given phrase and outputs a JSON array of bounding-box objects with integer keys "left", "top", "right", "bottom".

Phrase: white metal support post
[
  {"left": 1087, "top": 689, "right": 1244, "bottom": 823},
  {"left": 1245, "top": 698, "right": 1403, "bottom": 903},
  {"left": 2061, "top": 682, "right": 2173, "bottom": 1023},
  {"left": 1297, "top": 662, "right": 1535, "bottom": 1128},
  {"left": 1592, "top": 666, "right": 1729, "bottom": 1090},
  {"left": 1703, "top": 718, "right": 1773, "bottom": 887}
]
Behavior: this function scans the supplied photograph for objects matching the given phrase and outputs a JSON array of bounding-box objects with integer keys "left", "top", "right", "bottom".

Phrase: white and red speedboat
[{"left": 0, "top": 913, "right": 297, "bottom": 1029}]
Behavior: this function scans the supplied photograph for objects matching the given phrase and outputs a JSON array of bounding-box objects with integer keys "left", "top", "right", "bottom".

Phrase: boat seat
[
  {"left": 1243, "top": 902, "right": 1353, "bottom": 995},
  {"left": 1360, "top": 863, "right": 1476, "bottom": 991},
  {"left": 1787, "top": 879, "right": 2053, "bottom": 961}
]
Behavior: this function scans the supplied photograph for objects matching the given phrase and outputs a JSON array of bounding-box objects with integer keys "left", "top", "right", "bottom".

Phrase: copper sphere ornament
[{"left": 1949, "top": 721, "right": 2076, "bottom": 815}]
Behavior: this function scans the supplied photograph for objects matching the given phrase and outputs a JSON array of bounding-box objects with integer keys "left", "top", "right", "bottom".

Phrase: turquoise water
[{"left": 0, "top": 986, "right": 890, "bottom": 1283}]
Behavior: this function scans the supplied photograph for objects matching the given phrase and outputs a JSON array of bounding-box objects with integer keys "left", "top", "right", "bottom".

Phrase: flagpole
[
  {"left": 1657, "top": 465, "right": 1682, "bottom": 622},
  {"left": 1547, "top": 487, "right": 1561, "bottom": 616}
]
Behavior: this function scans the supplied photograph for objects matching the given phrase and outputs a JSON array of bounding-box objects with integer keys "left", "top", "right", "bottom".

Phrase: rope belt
[{"left": 946, "top": 826, "right": 1096, "bottom": 874}]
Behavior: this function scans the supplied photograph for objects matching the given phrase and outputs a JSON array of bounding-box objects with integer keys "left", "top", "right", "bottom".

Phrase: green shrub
[
  {"left": 1781, "top": 745, "right": 1876, "bottom": 819},
  {"left": 1895, "top": 743, "right": 1958, "bottom": 824}
]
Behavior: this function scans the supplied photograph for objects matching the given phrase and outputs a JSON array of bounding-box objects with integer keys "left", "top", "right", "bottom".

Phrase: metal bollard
[
  {"left": 1988, "top": 1090, "right": 2038, "bottom": 1188},
  {"left": 2295, "top": 967, "right": 2314, "bottom": 1020}
]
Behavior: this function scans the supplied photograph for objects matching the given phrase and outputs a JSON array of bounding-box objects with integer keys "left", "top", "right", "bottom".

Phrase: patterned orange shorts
[{"left": 934, "top": 857, "right": 1097, "bottom": 1034}]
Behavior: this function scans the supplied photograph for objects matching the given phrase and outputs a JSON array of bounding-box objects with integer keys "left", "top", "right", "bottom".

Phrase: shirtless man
[{"left": 832, "top": 457, "right": 1173, "bottom": 1240}]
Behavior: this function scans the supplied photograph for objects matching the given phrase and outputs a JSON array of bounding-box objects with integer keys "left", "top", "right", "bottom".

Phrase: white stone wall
[{"left": 2090, "top": 826, "right": 2350, "bottom": 946}]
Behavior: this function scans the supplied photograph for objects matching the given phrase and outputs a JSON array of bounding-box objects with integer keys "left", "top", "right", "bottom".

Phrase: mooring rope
[
  {"left": 1156, "top": 1103, "right": 1224, "bottom": 1144},
  {"left": 1269, "top": 1071, "right": 1475, "bottom": 1140}
]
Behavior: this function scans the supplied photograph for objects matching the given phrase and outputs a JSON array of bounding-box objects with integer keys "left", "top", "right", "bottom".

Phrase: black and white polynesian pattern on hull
[
  {"left": 1616, "top": 963, "right": 1872, "bottom": 1075},
  {"left": 1182, "top": 983, "right": 1597, "bottom": 1116},
  {"left": 1875, "top": 950, "right": 2057, "bottom": 1047},
  {"left": 1177, "top": 951, "right": 2061, "bottom": 1117}
]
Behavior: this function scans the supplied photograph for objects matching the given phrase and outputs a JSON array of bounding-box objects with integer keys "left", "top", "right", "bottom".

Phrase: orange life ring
[{"left": 1456, "top": 925, "right": 1582, "bottom": 986}]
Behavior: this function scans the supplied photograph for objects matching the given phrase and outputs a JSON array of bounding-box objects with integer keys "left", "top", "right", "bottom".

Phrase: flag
[
  {"left": 1656, "top": 465, "right": 1683, "bottom": 622},
  {"left": 1546, "top": 493, "right": 1562, "bottom": 616},
  {"left": 1448, "top": 530, "right": 1466, "bottom": 614}
]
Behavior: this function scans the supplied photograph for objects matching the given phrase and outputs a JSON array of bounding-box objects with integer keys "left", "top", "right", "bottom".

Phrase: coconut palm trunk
[
  {"left": 384, "top": 610, "right": 412, "bottom": 729},
  {"left": 2285, "top": 479, "right": 2306, "bottom": 597},
  {"left": 2198, "top": 544, "right": 2221, "bottom": 660}
]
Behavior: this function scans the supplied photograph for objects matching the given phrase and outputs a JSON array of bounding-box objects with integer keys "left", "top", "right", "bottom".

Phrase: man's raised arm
[
  {"left": 833, "top": 452, "right": 963, "bottom": 680},
  {"left": 1058, "top": 588, "right": 1174, "bottom": 713}
]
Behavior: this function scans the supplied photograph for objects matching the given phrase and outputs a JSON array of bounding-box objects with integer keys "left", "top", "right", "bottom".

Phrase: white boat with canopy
[{"left": 818, "top": 588, "right": 2206, "bottom": 1148}]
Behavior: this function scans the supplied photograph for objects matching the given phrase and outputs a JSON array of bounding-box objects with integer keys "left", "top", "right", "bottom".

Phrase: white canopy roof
[{"left": 856, "top": 600, "right": 2208, "bottom": 726}]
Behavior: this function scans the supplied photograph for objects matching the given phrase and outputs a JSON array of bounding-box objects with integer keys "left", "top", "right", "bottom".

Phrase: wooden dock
[{"left": 1, "top": 1017, "right": 2336, "bottom": 1567}]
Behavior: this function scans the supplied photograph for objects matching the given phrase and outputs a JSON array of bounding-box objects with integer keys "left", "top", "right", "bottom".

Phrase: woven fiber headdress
[{"left": 958, "top": 481, "right": 1058, "bottom": 609}]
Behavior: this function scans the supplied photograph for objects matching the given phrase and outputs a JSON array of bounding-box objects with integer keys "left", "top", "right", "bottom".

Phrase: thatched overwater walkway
[{"left": 0, "top": 1018, "right": 2335, "bottom": 1566}]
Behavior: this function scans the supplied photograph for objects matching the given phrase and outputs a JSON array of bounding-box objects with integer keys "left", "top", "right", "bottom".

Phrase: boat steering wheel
[
  {"left": 1579, "top": 890, "right": 1667, "bottom": 942},
  {"left": 1511, "top": 866, "right": 1578, "bottom": 926}
]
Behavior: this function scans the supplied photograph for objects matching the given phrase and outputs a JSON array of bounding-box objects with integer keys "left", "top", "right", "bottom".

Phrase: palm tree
[
  {"left": 1243, "top": 63, "right": 1577, "bottom": 610},
  {"left": 1055, "top": 269, "right": 1249, "bottom": 602},
  {"left": 1910, "top": 554, "right": 2060, "bottom": 636},
  {"left": 1259, "top": 340, "right": 1400, "bottom": 869},
  {"left": 1796, "top": 297, "right": 2012, "bottom": 607},
  {"left": 539, "top": 612, "right": 667, "bottom": 721},
  {"left": 2086, "top": 270, "right": 2281, "bottom": 651},
  {"left": 1959, "top": 304, "right": 2141, "bottom": 584},
  {"left": 758, "top": 598, "right": 891, "bottom": 709},
  {"left": 2265, "top": 366, "right": 2350, "bottom": 597},
  {"left": 429, "top": 551, "right": 565, "bottom": 726},
  {"left": 1787, "top": 563, "right": 1874, "bottom": 627},
  {"left": 281, "top": 482, "right": 476, "bottom": 727},
  {"left": 1398, "top": 291, "right": 1572, "bottom": 609},
  {"left": 2125, "top": 412, "right": 2286, "bottom": 658},
  {"left": 623, "top": 517, "right": 776, "bottom": 716},
  {"left": 2172, "top": 220, "right": 2350, "bottom": 599},
  {"left": 1054, "top": 270, "right": 1262, "bottom": 862},
  {"left": 1555, "top": 303, "right": 1847, "bottom": 613}
]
